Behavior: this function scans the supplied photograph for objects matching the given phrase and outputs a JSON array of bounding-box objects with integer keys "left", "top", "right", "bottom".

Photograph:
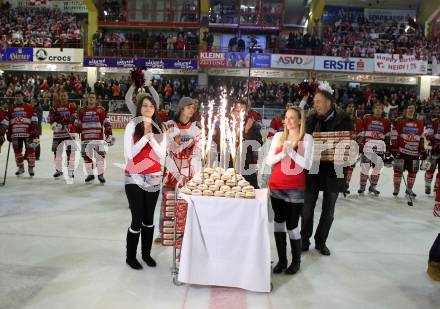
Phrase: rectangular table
[{"left": 178, "top": 189, "right": 271, "bottom": 293}]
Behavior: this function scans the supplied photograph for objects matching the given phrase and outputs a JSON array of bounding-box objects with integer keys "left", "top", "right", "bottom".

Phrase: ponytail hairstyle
[{"left": 278, "top": 106, "right": 305, "bottom": 147}]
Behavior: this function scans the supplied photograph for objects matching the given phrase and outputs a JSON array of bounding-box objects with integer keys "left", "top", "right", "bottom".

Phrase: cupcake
[
  {"left": 244, "top": 191, "right": 256, "bottom": 199},
  {"left": 226, "top": 180, "right": 237, "bottom": 187},
  {"left": 214, "top": 167, "right": 225, "bottom": 174},
  {"left": 224, "top": 191, "right": 236, "bottom": 198},
  {"left": 214, "top": 191, "right": 225, "bottom": 197},
  {"left": 214, "top": 180, "right": 224, "bottom": 187},
  {"left": 203, "top": 190, "right": 214, "bottom": 196},
  {"left": 198, "top": 184, "right": 208, "bottom": 191},
  {"left": 180, "top": 187, "right": 192, "bottom": 195},
  {"left": 192, "top": 189, "right": 202, "bottom": 196},
  {"left": 192, "top": 176, "right": 203, "bottom": 184},
  {"left": 235, "top": 192, "right": 245, "bottom": 198},
  {"left": 242, "top": 185, "right": 255, "bottom": 193},
  {"left": 238, "top": 180, "right": 250, "bottom": 187},
  {"left": 231, "top": 186, "right": 242, "bottom": 193},
  {"left": 226, "top": 168, "right": 235, "bottom": 175},
  {"left": 220, "top": 185, "right": 231, "bottom": 192},
  {"left": 210, "top": 172, "right": 221, "bottom": 180},
  {"left": 204, "top": 167, "right": 214, "bottom": 175},
  {"left": 209, "top": 185, "right": 219, "bottom": 192},
  {"left": 204, "top": 178, "right": 215, "bottom": 186}
]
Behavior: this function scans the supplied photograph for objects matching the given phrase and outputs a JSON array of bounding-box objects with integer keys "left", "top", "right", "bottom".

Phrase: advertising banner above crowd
[
  {"left": 271, "top": 54, "right": 314, "bottom": 70},
  {"left": 83, "top": 58, "right": 198, "bottom": 70},
  {"left": 0, "top": 47, "right": 33, "bottom": 62},
  {"left": 13, "top": 0, "right": 88, "bottom": 13},
  {"left": 201, "top": 52, "right": 271, "bottom": 68},
  {"left": 199, "top": 52, "right": 226, "bottom": 67},
  {"left": 364, "top": 9, "right": 416, "bottom": 22},
  {"left": 374, "top": 53, "right": 428, "bottom": 75},
  {"left": 33, "top": 48, "right": 84, "bottom": 64},
  {"left": 322, "top": 6, "right": 364, "bottom": 22},
  {"left": 314, "top": 56, "right": 374, "bottom": 73}
]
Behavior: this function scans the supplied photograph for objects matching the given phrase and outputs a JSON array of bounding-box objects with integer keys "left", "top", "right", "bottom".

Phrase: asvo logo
[
  {"left": 35, "top": 49, "right": 72, "bottom": 62},
  {"left": 277, "top": 56, "right": 304, "bottom": 65}
]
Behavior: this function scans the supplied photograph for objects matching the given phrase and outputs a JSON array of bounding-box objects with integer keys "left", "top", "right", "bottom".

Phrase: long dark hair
[{"left": 134, "top": 93, "right": 163, "bottom": 141}]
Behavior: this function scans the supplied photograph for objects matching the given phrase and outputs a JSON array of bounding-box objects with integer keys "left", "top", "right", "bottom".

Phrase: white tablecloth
[{"left": 178, "top": 189, "right": 271, "bottom": 293}]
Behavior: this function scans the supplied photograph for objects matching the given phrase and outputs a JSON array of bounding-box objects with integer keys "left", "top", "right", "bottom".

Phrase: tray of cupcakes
[{"left": 179, "top": 167, "right": 256, "bottom": 199}]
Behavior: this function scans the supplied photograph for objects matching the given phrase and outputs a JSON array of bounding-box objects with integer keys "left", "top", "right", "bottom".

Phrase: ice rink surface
[{"left": 0, "top": 128, "right": 439, "bottom": 309}]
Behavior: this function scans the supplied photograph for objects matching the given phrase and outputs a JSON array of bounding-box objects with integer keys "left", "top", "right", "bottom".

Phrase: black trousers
[
  {"left": 125, "top": 184, "right": 160, "bottom": 232},
  {"left": 243, "top": 172, "right": 259, "bottom": 189},
  {"left": 301, "top": 188, "right": 339, "bottom": 246},
  {"left": 271, "top": 196, "right": 302, "bottom": 231}
]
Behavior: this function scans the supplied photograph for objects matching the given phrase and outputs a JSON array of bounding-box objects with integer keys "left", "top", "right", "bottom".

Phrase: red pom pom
[
  {"left": 298, "top": 82, "right": 311, "bottom": 97},
  {"left": 130, "top": 67, "right": 145, "bottom": 89}
]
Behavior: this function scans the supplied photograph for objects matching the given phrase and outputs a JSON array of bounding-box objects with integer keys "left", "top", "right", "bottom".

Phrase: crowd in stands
[
  {"left": 207, "top": 78, "right": 440, "bottom": 120},
  {"left": 0, "top": 5, "right": 82, "bottom": 49},
  {"left": 2, "top": 72, "right": 440, "bottom": 122},
  {"left": 321, "top": 17, "right": 440, "bottom": 60},
  {"left": 92, "top": 30, "right": 199, "bottom": 58},
  {"left": 0, "top": 72, "right": 201, "bottom": 114},
  {"left": 97, "top": 0, "right": 125, "bottom": 22}
]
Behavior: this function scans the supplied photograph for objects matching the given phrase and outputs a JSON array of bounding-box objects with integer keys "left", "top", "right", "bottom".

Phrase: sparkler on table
[
  {"left": 205, "top": 100, "right": 216, "bottom": 167},
  {"left": 200, "top": 103, "right": 206, "bottom": 177},
  {"left": 238, "top": 110, "right": 245, "bottom": 173},
  {"left": 218, "top": 90, "right": 228, "bottom": 170}
]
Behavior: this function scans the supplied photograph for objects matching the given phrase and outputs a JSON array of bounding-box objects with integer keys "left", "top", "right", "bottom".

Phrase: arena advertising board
[
  {"left": 0, "top": 47, "right": 33, "bottom": 62},
  {"left": 108, "top": 113, "right": 132, "bottom": 129},
  {"left": 374, "top": 53, "right": 428, "bottom": 75},
  {"left": 270, "top": 54, "right": 314, "bottom": 70},
  {"left": 314, "top": 56, "right": 374, "bottom": 73},
  {"left": 200, "top": 52, "right": 271, "bottom": 68},
  {"left": 364, "top": 9, "right": 416, "bottom": 22},
  {"left": 322, "top": 6, "right": 364, "bottom": 22},
  {"left": 83, "top": 58, "right": 198, "bottom": 70},
  {"left": 33, "top": 48, "right": 84, "bottom": 63},
  {"left": 199, "top": 52, "right": 226, "bottom": 67},
  {"left": 13, "top": 0, "right": 88, "bottom": 13}
]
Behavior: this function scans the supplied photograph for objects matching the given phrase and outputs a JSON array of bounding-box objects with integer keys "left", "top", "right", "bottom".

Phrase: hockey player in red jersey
[
  {"left": 391, "top": 102, "right": 426, "bottom": 202},
  {"left": 358, "top": 101, "right": 391, "bottom": 196},
  {"left": 424, "top": 115, "right": 440, "bottom": 195},
  {"left": 48, "top": 91, "right": 78, "bottom": 180},
  {"left": 7, "top": 91, "right": 38, "bottom": 176},
  {"left": 76, "top": 92, "right": 114, "bottom": 184},
  {"left": 345, "top": 101, "right": 363, "bottom": 195}
]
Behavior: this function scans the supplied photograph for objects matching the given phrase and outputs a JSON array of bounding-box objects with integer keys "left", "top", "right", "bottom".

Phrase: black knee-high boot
[
  {"left": 141, "top": 226, "right": 157, "bottom": 267},
  {"left": 126, "top": 229, "right": 143, "bottom": 270},
  {"left": 273, "top": 232, "right": 287, "bottom": 274},
  {"left": 285, "top": 239, "right": 301, "bottom": 275}
]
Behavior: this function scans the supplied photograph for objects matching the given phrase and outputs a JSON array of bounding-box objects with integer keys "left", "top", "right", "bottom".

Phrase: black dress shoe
[
  {"left": 302, "top": 241, "right": 310, "bottom": 252},
  {"left": 316, "top": 243, "right": 331, "bottom": 256}
]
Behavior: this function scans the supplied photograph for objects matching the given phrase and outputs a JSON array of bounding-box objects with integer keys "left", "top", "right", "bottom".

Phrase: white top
[
  {"left": 266, "top": 131, "right": 313, "bottom": 170},
  {"left": 123, "top": 120, "right": 167, "bottom": 175}
]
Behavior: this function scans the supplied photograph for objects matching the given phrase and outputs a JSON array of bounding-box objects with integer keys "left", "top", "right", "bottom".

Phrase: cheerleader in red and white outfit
[
  {"left": 124, "top": 92, "right": 167, "bottom": 270},
  {"left": 266, "top": 106, "right": 313, "bottom": 275}
]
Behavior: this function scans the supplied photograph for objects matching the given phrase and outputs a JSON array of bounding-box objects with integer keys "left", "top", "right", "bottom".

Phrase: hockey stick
[
  {"left": 1, "top": 142, "right": 11, "bottom": 186},
  {"left": 402, "top": 173, "right": 413, "bottom": 206}
]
